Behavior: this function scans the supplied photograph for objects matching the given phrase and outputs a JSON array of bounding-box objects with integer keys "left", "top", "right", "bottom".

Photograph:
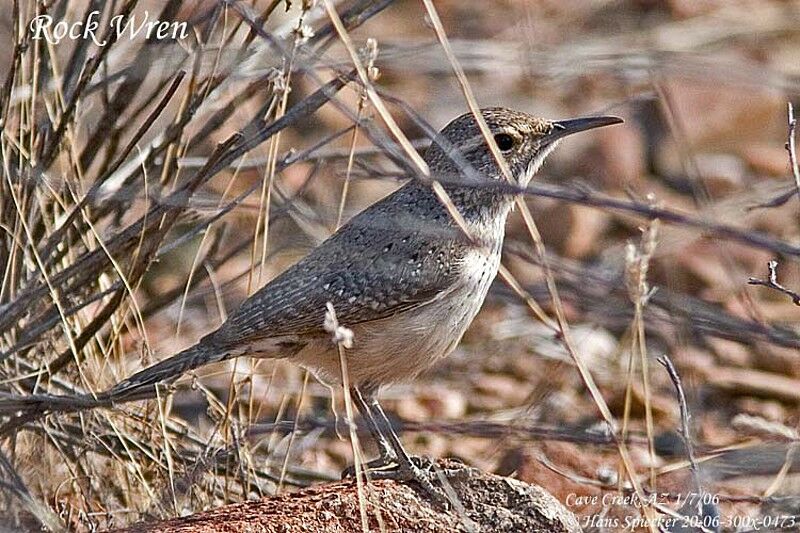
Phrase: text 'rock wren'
[{"left": 107, "top": 107, "right": 622, "bottom": 495}]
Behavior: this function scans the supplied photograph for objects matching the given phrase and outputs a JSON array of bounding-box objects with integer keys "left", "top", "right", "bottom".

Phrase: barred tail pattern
[{"left": 105, "top": 341, "right": 228, "bottom": 402}]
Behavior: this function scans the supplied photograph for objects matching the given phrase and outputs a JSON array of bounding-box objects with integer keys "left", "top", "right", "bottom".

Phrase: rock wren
[{"left": 108, "top": 107, "right": 621, "bottom": 492}]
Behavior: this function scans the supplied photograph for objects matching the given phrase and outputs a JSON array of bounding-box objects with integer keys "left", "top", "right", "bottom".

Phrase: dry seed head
[
  {"left": 294, "top": 23, "right": 315, "bottom": 44},
  {"left": 624, "top": 219, "right": 660, "bottom": 305},
  {"left": 360, "top": 38, "right": 380, "bottom": 81},
  {"left": 324, "top": 302, "right": 354, "bottom": 349}
]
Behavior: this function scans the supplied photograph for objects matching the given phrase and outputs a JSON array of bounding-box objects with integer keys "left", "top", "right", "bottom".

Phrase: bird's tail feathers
[{"left": 104, "top": 340, "right": 228, "bottom": 403}]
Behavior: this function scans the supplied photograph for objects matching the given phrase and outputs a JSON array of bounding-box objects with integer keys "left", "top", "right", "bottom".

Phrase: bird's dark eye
[{"left": 494, "top": 133, "right": 515, "bottom": 151}]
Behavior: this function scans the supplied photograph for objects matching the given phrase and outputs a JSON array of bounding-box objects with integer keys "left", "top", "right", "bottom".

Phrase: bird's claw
[
  {"left": 342, "top": 455, "right": 466, "bottom": 508},
  {"left": 341, "top": 456, "right": 397, "bottom": 479}
]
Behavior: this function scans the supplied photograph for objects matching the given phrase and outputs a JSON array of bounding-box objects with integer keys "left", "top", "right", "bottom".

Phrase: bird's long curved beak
[{"left": 543, "top": 115, "right": 623, "bottom": 145}]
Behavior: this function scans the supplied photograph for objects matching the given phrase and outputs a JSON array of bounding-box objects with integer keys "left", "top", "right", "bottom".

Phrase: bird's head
[{"left": 424, "top": 107, "right": 622, "bottom": 188}]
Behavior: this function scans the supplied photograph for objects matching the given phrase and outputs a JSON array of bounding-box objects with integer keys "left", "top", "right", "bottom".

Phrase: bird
[{"left": 105, "top": 106, "right": 622, "bottom": 496}]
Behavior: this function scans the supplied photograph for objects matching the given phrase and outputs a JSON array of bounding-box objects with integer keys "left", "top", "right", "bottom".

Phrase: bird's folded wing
[{"left": 213, "top": 224, "right": 470, "bottom": 348}]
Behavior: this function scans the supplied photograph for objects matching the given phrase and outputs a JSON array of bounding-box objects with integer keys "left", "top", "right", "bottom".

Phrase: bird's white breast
[{"left": 291, "top": 212, "right": 509, "bottom": 389}]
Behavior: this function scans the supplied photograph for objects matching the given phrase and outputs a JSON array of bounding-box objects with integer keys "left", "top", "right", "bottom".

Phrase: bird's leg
[
  {"left": 354, "top": 387, "right": 397, "bottom": 464},
  {"left": 363, "top": 393, "right": 426, "bottom": 471},
  {"left": 360, "top": 392, "right": 450, "bottom": 505},
  {"left": 341, "top": 386, "right": 397, "bottom": 478}
]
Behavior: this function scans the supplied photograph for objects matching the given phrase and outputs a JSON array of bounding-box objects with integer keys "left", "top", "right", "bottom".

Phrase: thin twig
[
  {"left": 658, "top": 355, "right": 702, "bottom": 493},
  {"left": 324, "top": 302, "right": 370, "bottom": 532},
  {"left": 787, "top": 102, "right": 800, "bottom": 202},
  {"left": 748, "top": 260, "right": 800, "bottom": 305},
  {"left": 749, "top": 102, "right": 800, "bottom": 210}
]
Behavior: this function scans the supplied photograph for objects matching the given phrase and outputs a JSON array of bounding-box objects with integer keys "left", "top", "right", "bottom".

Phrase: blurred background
[{"left": 1, "top": 0, "right": 800, "bottom": 531}]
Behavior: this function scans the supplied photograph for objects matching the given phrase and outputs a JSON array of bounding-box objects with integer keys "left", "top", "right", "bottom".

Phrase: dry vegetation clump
[{"left": 1, "top": 0, "right": 800, "bottom": 531}]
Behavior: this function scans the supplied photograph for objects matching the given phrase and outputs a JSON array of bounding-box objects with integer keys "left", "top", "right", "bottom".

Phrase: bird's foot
[
  {"left": 378, "top": 454, "right": 451, "bottom": 506},
  {"left": 342, "top": 455, "right": 470, "bottom": 507},
  {"left": 341, "top": 454, "right": 436, "bottom": 478},
  {"left": 341, "top": 455, "right": 396, "bottom": 479}
]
